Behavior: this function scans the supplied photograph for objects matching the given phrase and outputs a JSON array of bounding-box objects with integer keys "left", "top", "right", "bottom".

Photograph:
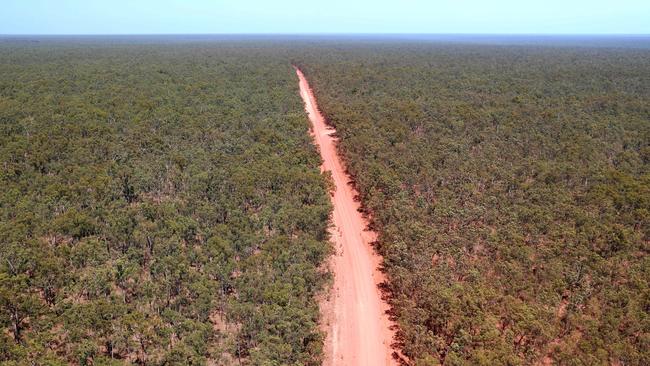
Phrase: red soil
[{"left": 296, "top": 68, "right": 397, "bottom": 366}]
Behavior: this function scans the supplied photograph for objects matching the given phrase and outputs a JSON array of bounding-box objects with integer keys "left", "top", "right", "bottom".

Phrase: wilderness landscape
[{"left": 0, "top": 37, "right": 649, "bottom": 366}]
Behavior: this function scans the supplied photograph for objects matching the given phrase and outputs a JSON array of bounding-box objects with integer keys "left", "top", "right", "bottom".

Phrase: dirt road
[{"left": 296, "top": 68, "right": 396, "bottom": 366}]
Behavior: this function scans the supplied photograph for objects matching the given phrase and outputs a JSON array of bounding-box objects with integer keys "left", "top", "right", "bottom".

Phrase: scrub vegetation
[
  {"left": 1, "top": 38, "right": 649, "bottom": 366},
  {"left": 296, "top": 44, "right": 650, "bottom": 365},
  {"left": 0, "top": 42, "right": 332, "bottom": 365}
]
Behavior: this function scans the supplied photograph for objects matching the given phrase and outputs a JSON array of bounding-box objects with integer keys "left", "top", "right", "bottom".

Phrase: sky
[{"left": 1, "top": 0, "right": 649, "bottom": 35}]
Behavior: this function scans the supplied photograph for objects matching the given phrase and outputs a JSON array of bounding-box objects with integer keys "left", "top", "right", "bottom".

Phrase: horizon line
[{"left": 2, "top": 32, "right": 650, "bottom": 37}]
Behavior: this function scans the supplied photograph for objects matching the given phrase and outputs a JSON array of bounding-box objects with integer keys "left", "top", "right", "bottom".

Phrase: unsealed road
[{"left": 296, "top": 68, "right": 396, "bottom": 366}]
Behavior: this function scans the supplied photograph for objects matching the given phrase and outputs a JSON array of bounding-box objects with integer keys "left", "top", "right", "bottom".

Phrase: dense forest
[
  {"left": 296, "top": 44, "right": 649, "bottom": 365},
  {"left": 1, "top": 38, "right": 649, "bottom": 366},
  {"left": 0, "top": 42, "right": 333, "bottom": 365}
]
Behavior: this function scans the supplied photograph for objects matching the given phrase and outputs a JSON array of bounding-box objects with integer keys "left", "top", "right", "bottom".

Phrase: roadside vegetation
[
  {"left": 0, "top": 42, "right": 332, "bottom": 365},
  {"left": 297, "top": 44, "right": 650, "bottom": 365}
]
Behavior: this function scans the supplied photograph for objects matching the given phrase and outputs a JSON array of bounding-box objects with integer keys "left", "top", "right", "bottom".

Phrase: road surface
[{"left": 296, "top": 68, "right": 396, "bottom": 366}]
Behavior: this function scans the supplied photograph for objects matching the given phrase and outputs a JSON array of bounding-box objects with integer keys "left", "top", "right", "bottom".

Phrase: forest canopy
[
  {"left": 1, "top": 38, "right": 649, "bottom": 366},
  {"left": 296, "top": 43, "right": 650, "bottom": 365},
  {"left": 0, "top": 42, "right": 332, "bottom": 365}
]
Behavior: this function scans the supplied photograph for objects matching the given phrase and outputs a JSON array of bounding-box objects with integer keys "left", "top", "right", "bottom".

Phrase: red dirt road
[{"left": 296, "top": 68, "right": 396, "bottom": 366}]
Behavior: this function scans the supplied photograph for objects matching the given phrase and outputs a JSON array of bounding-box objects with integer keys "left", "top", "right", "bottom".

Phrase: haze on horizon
[{"left": 1, "top": 0, "right": 649, "bottom": 35}]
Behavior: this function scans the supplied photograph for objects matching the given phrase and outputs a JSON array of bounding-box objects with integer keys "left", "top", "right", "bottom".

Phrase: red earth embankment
[{"left": 296, "top": 68, "right": 397, "bottom": 366}]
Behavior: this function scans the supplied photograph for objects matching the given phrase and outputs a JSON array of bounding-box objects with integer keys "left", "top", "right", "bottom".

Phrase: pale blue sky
[{"left": 1, "top": 0, "right": 649, "bottom": 35}]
